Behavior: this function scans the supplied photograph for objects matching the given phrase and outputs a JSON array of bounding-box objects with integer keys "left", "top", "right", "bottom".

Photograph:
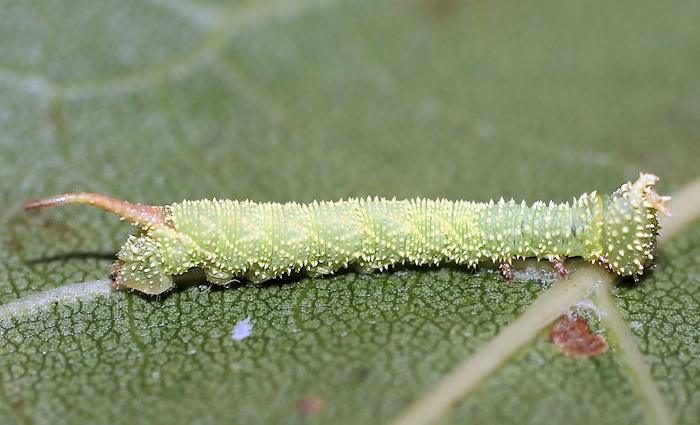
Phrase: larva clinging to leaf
[{"left": 24, "top": 173, "right": 670, "bottom": 295}]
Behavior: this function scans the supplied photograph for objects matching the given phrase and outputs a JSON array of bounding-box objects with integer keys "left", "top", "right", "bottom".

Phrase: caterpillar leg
[
  {"left": 204, "top": 267, "right": 237, "bottom": 285},
  {"left": 306, "top": 265, "right": 334, "bottom": 278},
  {"left": 354, "top": 264, "right": 377, "bottom": 275},
  {"left": 108, "top": 264, "right": 120, "bottom": 289},
  {"left": 108, "top": 260, "right": 175, "bottom": 295},
  {"left": 549, "top": 256, "right": 569, "bottom": 280},
  {"left": 596, "top": 259, "right": 618, "bottom": 276},
  {"left": 499, "top": 261, "right": 515, "bottom": 283},
  {"left": 596, "top": 257, "right": 643, "bottom": 281}
]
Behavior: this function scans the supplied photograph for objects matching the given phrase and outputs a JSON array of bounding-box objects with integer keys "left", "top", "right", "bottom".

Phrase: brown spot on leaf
[
  {"left": 296, "top": 396, "right": 326, "bottom": 417},
  {"left": 420, "top": 0, "right": 465, "bottom": 21},
  {"left": 48, "top": 101, "right": 65, "bottom": 133},
  {"left": 550, "top": 312, "right": 609, "bottom": 358}
]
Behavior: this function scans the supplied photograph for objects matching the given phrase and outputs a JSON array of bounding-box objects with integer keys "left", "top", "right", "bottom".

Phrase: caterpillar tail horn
[
  {"left": 24, "top": 192, "right": 173, "bottom": 294},
  {"left": 23, "top": 192, "right": 166, "bottom": 229}
]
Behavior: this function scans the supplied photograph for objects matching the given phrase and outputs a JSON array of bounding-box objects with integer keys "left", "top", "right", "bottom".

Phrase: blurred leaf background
[{"left": 0, "top": 0, "right": 698, "bottom": 424}]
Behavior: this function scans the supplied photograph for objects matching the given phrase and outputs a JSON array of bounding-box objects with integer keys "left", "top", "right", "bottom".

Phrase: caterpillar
[{"left": 23, "top": 173, "right": 670, "bottom": 295}]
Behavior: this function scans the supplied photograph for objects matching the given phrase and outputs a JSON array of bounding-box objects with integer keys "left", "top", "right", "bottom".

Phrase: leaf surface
[{"left": 1, "top": 0, "right": 699, "bottom": 424}]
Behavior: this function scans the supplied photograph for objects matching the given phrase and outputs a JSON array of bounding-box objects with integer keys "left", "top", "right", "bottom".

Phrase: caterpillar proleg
[{"left": 24, "top": 173, "right": 670, "bottom": 295}]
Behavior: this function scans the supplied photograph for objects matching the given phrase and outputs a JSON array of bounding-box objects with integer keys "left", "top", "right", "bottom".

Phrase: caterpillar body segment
[{"left": 24, "top": 173, "right": 670, "bottom": 295}]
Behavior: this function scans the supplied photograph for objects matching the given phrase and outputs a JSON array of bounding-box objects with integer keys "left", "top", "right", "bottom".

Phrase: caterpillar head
[{"left": 602, "top": 173, "right": 671, "bottom": 278}]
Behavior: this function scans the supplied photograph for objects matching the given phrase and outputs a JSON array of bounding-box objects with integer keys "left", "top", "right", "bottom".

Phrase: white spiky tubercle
[{"left": 107, "top": 173, "right": 669, "bottom": 294}]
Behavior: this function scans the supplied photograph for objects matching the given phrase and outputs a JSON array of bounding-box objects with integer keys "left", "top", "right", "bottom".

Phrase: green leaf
[{"left": 1, "top": 0, "right": 699, "bottom": 424}]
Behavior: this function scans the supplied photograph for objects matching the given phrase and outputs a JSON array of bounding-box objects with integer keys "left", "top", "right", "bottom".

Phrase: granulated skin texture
[{"left": 24, "top": 173, "right": 670, "bottom": 295}]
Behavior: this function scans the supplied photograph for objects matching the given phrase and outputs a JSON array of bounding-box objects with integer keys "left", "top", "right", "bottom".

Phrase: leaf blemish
[
  {"left": 550, "top": 311, "right": 609, "bottom": 359},
  {"left": 296, "top": 396, "right": 326, "bottom": 417},
  {"left": 231, "top": 317, "right": 253, "bottom": 341}
]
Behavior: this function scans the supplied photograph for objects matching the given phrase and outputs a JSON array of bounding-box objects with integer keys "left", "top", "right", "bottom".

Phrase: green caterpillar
[{"left": 24, "top": 173, "right": 670, "bottom": 295}]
